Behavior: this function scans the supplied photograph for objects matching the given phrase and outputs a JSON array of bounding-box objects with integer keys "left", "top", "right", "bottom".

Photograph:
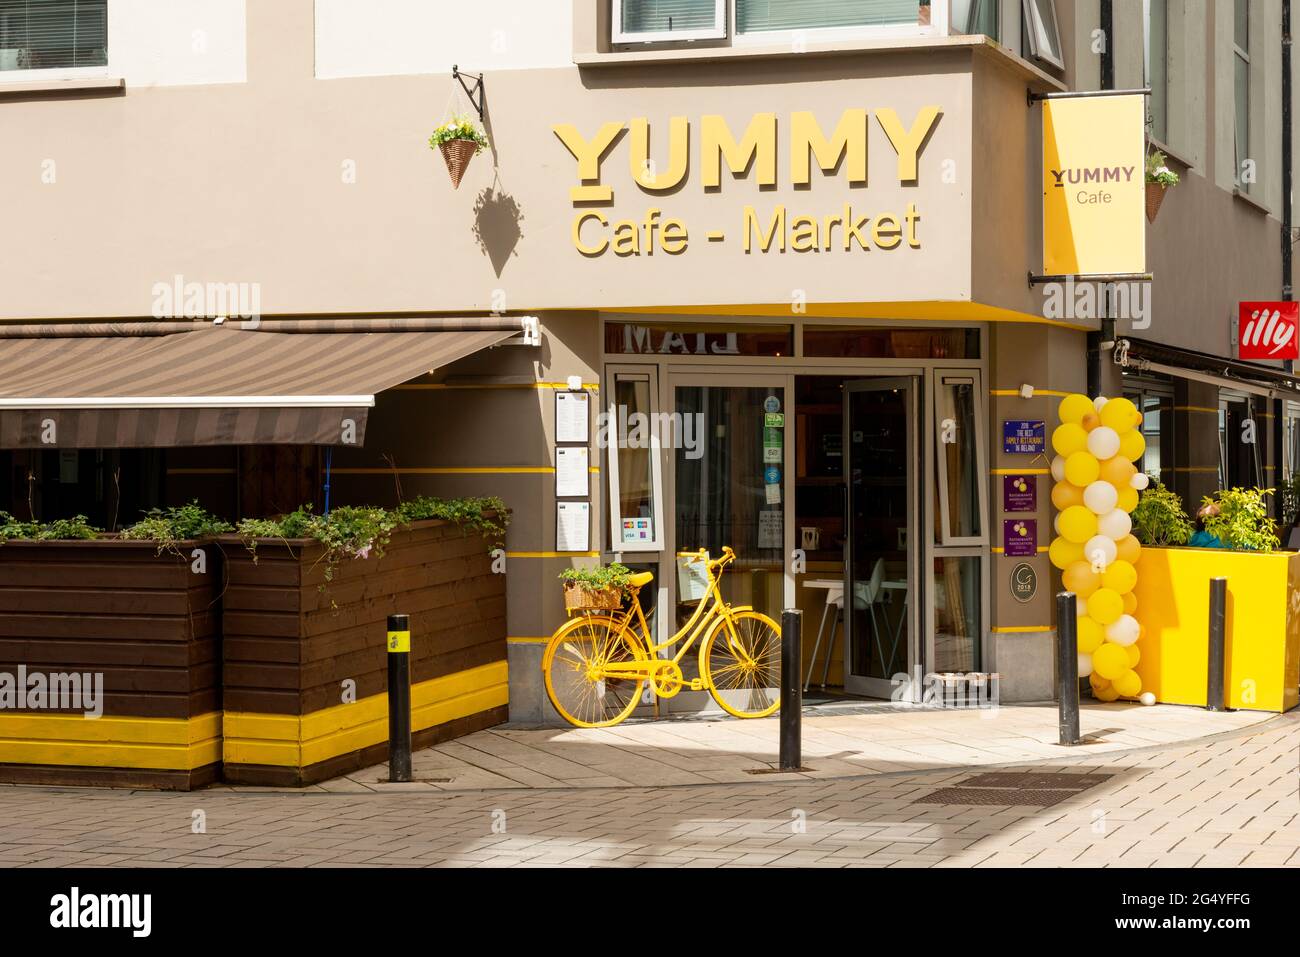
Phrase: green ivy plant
[
  {"left": 1279, "top": 474, "right": 1300, "bottom": 527},
  {"left": 428, "top": 113, "right": 489, "bottom": 153},
  {"left": 120, "top": 501, "right": 232, "bottom": 555},
  {"left": 1200, "top": 488, "right": 1279, "bottom": 552},
  {"left": 1130, "top": 482, "right": 1194, "bottom": 546},
  {"left": 0, "top": 512, "right": 100, "bottom": 543},
  {"left": 559, "top": 562, "right": 633, "bottom": 595}
]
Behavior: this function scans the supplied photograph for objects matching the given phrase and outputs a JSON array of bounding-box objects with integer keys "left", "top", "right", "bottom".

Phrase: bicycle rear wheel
[
  {"left": 543, "top": 615, "right": 648, "bottom": 728},
  {"left": 700, "top": 610, "right": 781, "bottom": 718}
]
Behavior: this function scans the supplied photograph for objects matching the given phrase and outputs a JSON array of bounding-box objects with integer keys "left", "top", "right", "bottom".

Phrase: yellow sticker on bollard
[{"left": 387, "top": 630, "right": 410, "bottom": 653}]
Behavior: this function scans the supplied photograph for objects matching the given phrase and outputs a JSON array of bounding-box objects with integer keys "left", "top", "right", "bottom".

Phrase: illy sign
[{"left": 1239, "top": 301, "right": 1299, "bottom": 360}]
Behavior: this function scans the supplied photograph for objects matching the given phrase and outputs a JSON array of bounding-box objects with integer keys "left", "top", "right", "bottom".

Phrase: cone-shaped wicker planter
[
  {"left": 440, "top": 138, "right": 479, "bottom": 189},
  {"left": 1145, "top": 181, "right": 1167, "bottom": 223}
]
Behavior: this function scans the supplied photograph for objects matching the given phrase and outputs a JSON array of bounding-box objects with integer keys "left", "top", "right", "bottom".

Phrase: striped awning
[{"left": 0, "top": 318, "right": 529, "bottom": 448}]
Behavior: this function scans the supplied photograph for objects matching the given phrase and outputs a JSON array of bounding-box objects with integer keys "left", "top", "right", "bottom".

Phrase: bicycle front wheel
[
  {"left": 542, "top": 615, "right": 648, "bottom": 728},
  {"left": 700, "top": 610, "right": 781, "bottom": 718}
]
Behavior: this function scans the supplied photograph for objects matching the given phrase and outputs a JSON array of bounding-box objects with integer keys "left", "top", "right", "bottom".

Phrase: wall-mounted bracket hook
[{"left": 452, "top": 65, "right": 485, "bottom": 122}]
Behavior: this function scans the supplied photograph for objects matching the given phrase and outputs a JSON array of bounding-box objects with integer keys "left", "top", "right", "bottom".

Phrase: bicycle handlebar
[{"left": 685, "top": 546, "right": 736, "bottom": 568}]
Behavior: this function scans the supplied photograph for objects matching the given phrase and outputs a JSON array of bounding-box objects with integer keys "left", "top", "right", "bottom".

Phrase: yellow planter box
[{"left": 1133, "top": 546, "right": 1300, "bottom": 712}]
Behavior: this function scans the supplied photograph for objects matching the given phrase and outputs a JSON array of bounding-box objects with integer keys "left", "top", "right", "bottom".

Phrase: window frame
[
  {"left": 605, "top": 364, "right": 667, "bottom": 554},
  {"left": 611, "top": 0, "right": 728, "bottom": 44},
  {"left": 1021, "top": 0, "right": 1063, "bottom": 70},
  {"left": 1232, "top": 0, "right": 1251, "bottom": 190},
  {"left": 931, "top": 368, "right": 988, "bottom": 548},
  {"left": 0, "top": 0, "right": 110, "bottom": 81},
  {"left": 1144, "top": 0, "right": 1169, "bottom": 144},
  {"left": 951, "top": 0, "right": 1000, "bottom": 41}
]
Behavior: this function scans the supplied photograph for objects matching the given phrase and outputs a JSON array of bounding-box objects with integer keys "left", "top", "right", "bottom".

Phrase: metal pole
[
  {"left": 387, "top": 613, "right": 412, "bottom": 781},
  {"left": 779, "top": 609, "right": 802, "bottom": 771},
  {"left": 1207, "top": 578, "right": 1227, "bottom": 712},
  {"left": 1087, "top": 0, "right": 1115, "bottom": 400},
  {"left": 1056, "top": 592, "right": 1080, "bottom": 746}
]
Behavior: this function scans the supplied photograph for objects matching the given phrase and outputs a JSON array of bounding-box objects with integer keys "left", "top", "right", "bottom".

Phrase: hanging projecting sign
[
  {"left": 1042, "top": 94, "right": 1146, "bottom": 275},
  {"left": 1238, "top": 301, "right": 1300, "bottom": 360}
]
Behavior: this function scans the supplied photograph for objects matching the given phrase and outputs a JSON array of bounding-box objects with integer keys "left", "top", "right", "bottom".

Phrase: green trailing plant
[
  {"left": 395, "top": 495, "right": 508, "bottom": 547},
  {"left": 1145, "top": 149, "right": 1180, "bottom": 187},
  {"left": 559, "top": 562, "right": 633, "bottom": 595},
  {"left": 1279, "top": 474, "right": 1300, "bottom": 527},
  {"left": 0, "top": 512, "right": 100, "bottom": 542},
  {"left": 1130, "top": 482, "right": 1194, "bottom": 546},
  {"left": 428, "top": 113, "right": 489, "bottom": 153},
  {"left": 120, "top": 501, "right": 232, "bottom": 553},
  {"left": 1200, "top": 487, "right": 1279, "bottom": 552}
]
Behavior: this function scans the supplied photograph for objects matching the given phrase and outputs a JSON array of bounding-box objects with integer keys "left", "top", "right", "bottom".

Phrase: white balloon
[
  {"left": 1053, "top": 514, "right": 1061, "bottom": 535},
  {"left": 1139, "top": 691, "right": 1156, "bottom": 706},
  {"left": 1084, "top": 535, "right": 1117, "bottom": 569},
  {"left": 1086, "top": 425, "right": 1121, "bottom": 459},
  {"left": 1077, "top": 653, "right": 1094, "bottom": 679},
  {"left": 1075, "top": 595, "right": 1089, "bottom": 618},
  {"left": 1097, "top": 508, "right": 1133, "bottom": 541},
  {"left": 1093, "top": 396, "right": 1109, "bottom": 411},
  {"left": 1083, "top": 480, "right": 1119, "bottom": 515},
  {"left": 1131, "top": 472, "right": 1150, "bottom": 490},
  {"left": 1050, "top": 455, "right": 1067, "bottom": 483},
  {"left": 1106, "top": 614, "right": 1140, "bottom": 647}
]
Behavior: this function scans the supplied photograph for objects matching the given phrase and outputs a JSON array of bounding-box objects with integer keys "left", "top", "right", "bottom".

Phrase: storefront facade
[{"left": 1, "top": 0, "right": 1294, "bottom": 723}]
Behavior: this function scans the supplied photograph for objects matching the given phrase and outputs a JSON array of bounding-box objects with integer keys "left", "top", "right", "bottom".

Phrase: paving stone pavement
[{"left": 0, "top": 710, "right": 1295, "bottom": 868}]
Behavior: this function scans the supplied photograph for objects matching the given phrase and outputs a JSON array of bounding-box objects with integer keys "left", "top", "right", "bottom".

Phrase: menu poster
[
  {"left": 555, "top": 391, "right": 589, "bottom": 444},
  {"left": 555, "top": 446, "right": 589, "bottom": 497},
  {"left": 556, "top": 502, "right": 590, "bottom": 552}
]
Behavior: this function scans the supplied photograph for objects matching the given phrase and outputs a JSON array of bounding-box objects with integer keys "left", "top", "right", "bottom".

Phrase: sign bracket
[
  {"left": 1027, "top": 87, "right": 1151, "bottom": 107},
  {"left": 1028, "top": 271, "right": 1153, "bottom": 288}
]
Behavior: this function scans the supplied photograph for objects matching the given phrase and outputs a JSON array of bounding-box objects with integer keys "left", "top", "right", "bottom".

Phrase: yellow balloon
[
  {"left": 1119, "top": 429, "right": 1146, "bottom": 462},
  {"left": 1125, "top": 644, "right": 1141, "bottom": 668},
  {"left": 1122, "top": 590, "right": 1138, "bottom": 615},
  {"left": 1092, "top": 641, "right": 1129, "bottom": 680},
  {"left": 1089, "top": 672, "right": 1111, "bottom": 691},
  {"left": 1051, "top": 482, "right": 1085, "bottom": 510},
  {"left": 1101, "top": 559, "right": 1137, "bottom": 595},
  {"left": 1058, "top": 393, "right": 1094, "bottom": 424},
  {"left": 1064, "top": 451, "right": 1101, "bottom": 487},
  {"left": 1059, "top": 505, "right": 1099, "bottom": 544},
  {"left": 1089, "top": 588, "right": 1123, "bottom": 625},
  {"left": 1099, "top": 456, "right": 1137, "bottom": 488},
  {"left": 1049, "top": 536, "right": 1085, "bottom": 570},
  {"left": 1116, "top": 534, "right": 1142, "bottom": 565},
  {"left": 1094, "top": 685, "right": 1121, "bottom": 702},
  {"left": 1077, "top": 616, "right": 1104, "bottom": 654},
  {"left": 1080, "top": 410, "right": 1101, "bottom": 432},
  {"left": 1100, "top": 396, "right": 1139, "bottom": 432},
  {"left": 1052, "top": 422, "right": 1088, "bottom": 456},
  {"left": 1113, "top": 669, "right": 1142, "bottom": 697},
  {"left": 1117, "top": 486, "right": 1139, "bottom": 513},
  {"left": 1063, "top": 560, "right": 1102, "bottom": 597}
]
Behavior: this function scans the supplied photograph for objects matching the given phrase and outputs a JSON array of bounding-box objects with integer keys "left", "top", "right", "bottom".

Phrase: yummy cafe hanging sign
[{"left": 553, "top": 107, "right": 943, "bottom": 257}]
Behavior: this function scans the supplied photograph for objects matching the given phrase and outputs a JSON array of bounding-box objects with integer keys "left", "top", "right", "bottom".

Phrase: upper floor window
[
  {"left": 1233, "top": 0, "right": 1250, "bottom": 190},
  {"left": 952, "top": 0, "right": 998, "bottom": 40},
  {"left": 613, "top": 0, "right": 726, "bottom": 43},
  {"left": 0, "top": 0, "right": 107, "bottom": 73},
  {"left": 1021, "top": 0, "right": 1061, "bottom": 69},
  {"left": 613, "top": 0, "right": 933, "bottom": 45},
  {"left": 1144, "top": 0, "right": 1168, "bottom": 143}
]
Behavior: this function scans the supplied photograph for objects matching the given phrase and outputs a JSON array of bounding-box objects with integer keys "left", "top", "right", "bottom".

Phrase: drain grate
[{"left": 913, "top": 770, "right": 1112, "bottom": 807}]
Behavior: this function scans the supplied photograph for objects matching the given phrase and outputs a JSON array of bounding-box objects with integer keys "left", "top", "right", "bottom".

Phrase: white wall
[
  {"left": 313, "top": 0, "right": 572, "bottom": 79},
  {"left": 108, "top": 0, "right": 246, "bottom": 86}
]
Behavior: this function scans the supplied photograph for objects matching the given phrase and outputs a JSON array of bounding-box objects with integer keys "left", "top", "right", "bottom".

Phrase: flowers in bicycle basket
[{"left": 559, "top": 562, "right": 633, "bottom": 612}]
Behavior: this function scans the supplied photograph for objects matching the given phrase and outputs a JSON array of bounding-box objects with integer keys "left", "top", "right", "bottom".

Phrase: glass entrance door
[{"left": 843, "top": 378, "right": 917, "bottom": 698}]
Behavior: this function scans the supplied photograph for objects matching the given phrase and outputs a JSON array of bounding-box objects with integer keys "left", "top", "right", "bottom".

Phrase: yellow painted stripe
[
  {"left": 991, "top": 468, "right": 1050, "bottom": 475},
  {"left": 332, "top": 466, "right": 599, "bottom": 475},
  {"left": 1174, "top": 406, "right": 1219, "bottom": 414},
  {"left": 507, "top": 636, "right": 553, "bottom": 644},
  {"left": 990, "top": 389, "right": 1073, "bottom": 397},
  {"left": 0, "top": 711, "right": 222, "bottom": 771},
  {"left": 393, "top": 382, "right": 599, "bottom": 391},
  {"left": 991, "top": 626, "right": 1052, "bottom": 633},
  {"left": 1165, "top": 466, "right": 1220, "bottom": 473},
  {"left": 506, "top": 551, "right": 599, "bottom": 558},
  {"left": 614, "top": 300, "right": 1093, "bottom": 331},
  {"left": 223, "top": 661, "right": 508, "bottom": 769},
  {"left": 166, "top": 468, "right": 237, "bottom": 476}
]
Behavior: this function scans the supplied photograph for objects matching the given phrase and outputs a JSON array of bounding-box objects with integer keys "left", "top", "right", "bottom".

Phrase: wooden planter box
[
  {"left": 0, "top": 539, "right": 221, "bottom": 790},
  {"left": 1133, "top": 546, "right": 1300, "bottom": 712},
  {"left": 220, "top": 518, "right": 507, "bottom": 786}
]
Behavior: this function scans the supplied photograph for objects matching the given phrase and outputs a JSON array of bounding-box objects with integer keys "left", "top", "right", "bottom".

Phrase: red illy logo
[{"left": 1238, "top": 301, "right": 1299, "bottom": 360}]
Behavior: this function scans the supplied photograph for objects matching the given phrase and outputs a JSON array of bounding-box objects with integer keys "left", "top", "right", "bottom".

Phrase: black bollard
[
  {"left": 387, "top": 613, "right": 412, "bottom": 782},
  {"left": 1207, "top": 578, "right": 1227, "bottom": 712},
  {"left": 779, "top": 608, "right": 802, "bottom": 771},
  {"left": 1056, "top": 592, "right": 1080, "bottom": 746}
]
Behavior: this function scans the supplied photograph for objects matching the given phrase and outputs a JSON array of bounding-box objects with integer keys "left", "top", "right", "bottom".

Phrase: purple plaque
[
  {"left": 1002, "top": 519, "right": 1037, "bottom": 557},
  {"left": 1002, "top": 419, "right": 1046, "bottom": 454},
  {"left": 1003, "top": 475, "right": 1037, "bottom": 512}
]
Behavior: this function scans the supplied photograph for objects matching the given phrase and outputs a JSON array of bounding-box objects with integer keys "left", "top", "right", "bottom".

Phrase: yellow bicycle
[{"left": 542, "top": 547, "right": 782, "bottom": 728}]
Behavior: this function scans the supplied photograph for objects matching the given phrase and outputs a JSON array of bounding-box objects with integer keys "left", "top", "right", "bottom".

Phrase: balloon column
[{"left": 1048, "top": 395, "right": 1149, "bottom": 701}]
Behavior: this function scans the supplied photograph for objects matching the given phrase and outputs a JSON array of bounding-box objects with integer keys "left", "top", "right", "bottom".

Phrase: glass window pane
[
  {"left": 620, "top": 0, "right": 718, "bottom": 34},
  {"left": 613, "top": 377, "right": 658, "bottom": 546},
  {"left": 952, "top": 0, "right": 999, "bottom": 38},
  {"left": 936, "top": 378, "right": 981, "bottom": 539},
  {"left": 1234, "top": 0, "right": 1249, "bottom": 52},
  {"left": 1023, "top": 0, "right": 1063, "bottom": 65},
  {"left": 933, "top": 556, "right": 980, "bottom": 672},
  {"left": 737, "top": 0, "right": 921, "bottom": 33},
  {"left": 0, "top": 0, "right": 107, "bottom": 71},
  {"left": 804, "top": 326, "right": 979, "bottom": 359},
  {"left": 1234, "top": 53, "right": 1250, "bottom": 185},
  {"left": 605, "top": 321, "right": 793, "bottom": 357},
  {"left": 1145, "top": 0, "right": 1168, "bottom": 142}
]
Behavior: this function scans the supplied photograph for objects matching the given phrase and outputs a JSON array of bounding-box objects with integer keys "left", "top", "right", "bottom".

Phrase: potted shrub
[
  {"left": 429, "top": 113, "right": 490, "bottom": 189},
  {"left": 559, "top": 562, "right": 632, "bottom": 612},
  {"left": 0, "top": 503, "right": 229, "bottom": 790},
  {"left": 221, "top": 496, "right": 509, "bottom": 786},
  {"left": 1197, "top": 488, "right": 1279, "bottom": 551},
  {"left": 1145, "top": 149, "right": 1180, "bottom": 223},
  {"left": 1130, "top": 480, "right": 1193, "bottom": 546}
]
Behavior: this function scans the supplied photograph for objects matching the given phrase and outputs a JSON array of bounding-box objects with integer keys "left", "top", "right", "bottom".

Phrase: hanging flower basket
[
  {"left": 429, "top": 113, "right": 489, "bottom": 190},
  {"left": 1144, "top": 149, "right": 1179, "bottom": 224}
]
